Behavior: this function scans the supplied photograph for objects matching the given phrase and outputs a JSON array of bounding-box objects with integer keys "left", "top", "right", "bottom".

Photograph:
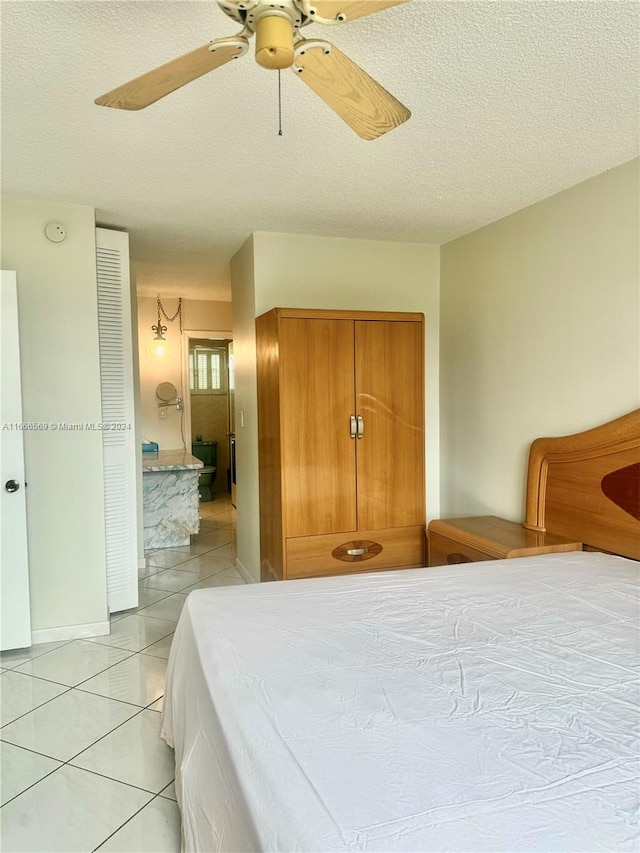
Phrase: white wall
[
  {"left": 231, "top": 232, "right": 440, "bottom": 581},
  {"left": 440, "top": 157, "right": 640, "bottom": 521},
  {"left": 229, "top": 236, "right": 259, "bottom": 582},
  {"left": 137, "top": 297, "right": 232, "bottom": 449},
  {"left": 1, "top": 196, "right": 108, "bottom": 637}
]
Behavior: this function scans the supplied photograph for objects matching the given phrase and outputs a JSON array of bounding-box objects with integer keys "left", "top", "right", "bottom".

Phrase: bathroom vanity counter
[
  {"left": 142, "top": 450, "right": 204, "bottom": 472},
  {"left": 142, "top": 450, "right": 203, "bottom": 549}
]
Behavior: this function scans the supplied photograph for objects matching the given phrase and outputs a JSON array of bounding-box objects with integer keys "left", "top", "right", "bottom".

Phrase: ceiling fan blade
[
  {"left": 307, "top": 1, "right": 408, "bottom": 23},
  {"left": 95, "top": 37, "right": 248, "bottom": 110},
  {"left": 293, "top": 41, "right": 410, "bottom": 140}
]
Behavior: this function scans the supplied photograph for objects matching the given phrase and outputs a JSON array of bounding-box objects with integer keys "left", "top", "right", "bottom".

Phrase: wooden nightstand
[{"left": 428, "top": 515, "right": 582, "bottom": 567}]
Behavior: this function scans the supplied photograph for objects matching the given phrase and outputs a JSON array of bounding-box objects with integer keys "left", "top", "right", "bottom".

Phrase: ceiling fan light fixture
[{"left": 254, "top": 12, "right": 295, "bottom": 69}]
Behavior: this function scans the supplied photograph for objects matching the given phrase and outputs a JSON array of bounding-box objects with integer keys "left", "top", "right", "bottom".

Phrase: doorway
[{"left": 181, "top": 332, "right": 234, "bottom": 503}]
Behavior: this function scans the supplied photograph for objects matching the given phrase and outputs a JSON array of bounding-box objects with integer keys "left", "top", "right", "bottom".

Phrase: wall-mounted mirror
[
  {"left": 156, "top": 382, "right": 178, "bottom": 403},
  {"left": 156, "top": 382, "right": 182, "bottom": 410}
]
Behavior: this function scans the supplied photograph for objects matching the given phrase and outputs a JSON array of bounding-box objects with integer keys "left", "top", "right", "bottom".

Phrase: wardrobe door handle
[
  {"left": 349, "top": 415, "right": 357, "bottom": 439},
  {"left": 356, "top": 415, "right": 364, "bottom": 439}
]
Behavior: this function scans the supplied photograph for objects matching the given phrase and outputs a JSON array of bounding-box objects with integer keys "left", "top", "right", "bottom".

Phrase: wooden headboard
[{"left": 524, "top": 409, "right": 640, "bottom": 561}]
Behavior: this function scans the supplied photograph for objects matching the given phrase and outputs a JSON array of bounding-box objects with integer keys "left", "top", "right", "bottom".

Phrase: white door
[
  {"left": 96, "top": 228, "right": 139, "bottom": 613},
  {"left": 0, "top": 270, "right": 32, "bottom": 649}
]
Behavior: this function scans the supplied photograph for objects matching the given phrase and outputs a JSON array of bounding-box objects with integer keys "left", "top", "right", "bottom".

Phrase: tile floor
[{"left": 0, "top": 496, "right": 241, "bottom": 852}]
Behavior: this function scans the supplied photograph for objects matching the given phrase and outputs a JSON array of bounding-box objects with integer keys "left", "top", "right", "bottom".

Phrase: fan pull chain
[{"left": 278, "top": 70, "right": 283, "bottom": 137}]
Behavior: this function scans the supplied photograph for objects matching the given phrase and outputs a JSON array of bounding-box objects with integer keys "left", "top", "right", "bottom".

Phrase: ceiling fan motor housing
[
  {"left": 255, "top": 11, "right": 295, "bottom": 68},
  {"left": 218, "top": 0, "right": 304, "bottom": 69}
]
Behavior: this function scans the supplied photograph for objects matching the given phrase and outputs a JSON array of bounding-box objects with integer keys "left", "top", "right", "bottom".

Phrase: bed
[{"left": 162, "top": 410, "right": 640, "bottom": 852}]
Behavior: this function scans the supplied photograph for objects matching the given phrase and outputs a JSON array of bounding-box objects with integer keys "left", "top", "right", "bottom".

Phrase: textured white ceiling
[{"left": 2, "top": 0, "right": 639, "bottom": 299}]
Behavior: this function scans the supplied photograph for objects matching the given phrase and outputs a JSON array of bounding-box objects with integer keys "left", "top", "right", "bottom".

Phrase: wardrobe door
[
  {"left": 280, "top": 318, "right": 357, "bottom": 537},
  {"left": 355, "top": 320, "right": 425, "bottom": 531}
]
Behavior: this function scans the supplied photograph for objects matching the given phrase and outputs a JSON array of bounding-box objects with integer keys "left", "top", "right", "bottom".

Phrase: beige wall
[
  {"left": 232, "top": 232, "right": 440, "bottom": 581},
  {"left": 183, "top": 299, "right": 233, "bottom": 332},
  {"left": 137, "top": 297, "right": 232, "bottom": 449},
  {"left": 440, "top": 157, "right": 640, "bottom": 521},
  {"left": 191, "top": 393, "right": 231, "bottom": 487},
  {"left": 1, "top": 197, "right": 108, "bottom": 635},
  {"left": 230, "top": 236, "right": 259, "bottom": 581}
]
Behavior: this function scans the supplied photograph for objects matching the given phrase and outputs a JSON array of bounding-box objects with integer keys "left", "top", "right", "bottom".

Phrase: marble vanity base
[{"left": 143, "top": 469, "right": 200, "bottom": 550}]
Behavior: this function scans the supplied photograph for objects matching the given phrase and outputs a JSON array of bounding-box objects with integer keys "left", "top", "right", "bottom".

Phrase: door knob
[{"left": 5, "top": 479, "right": 20, "bottom": 493}]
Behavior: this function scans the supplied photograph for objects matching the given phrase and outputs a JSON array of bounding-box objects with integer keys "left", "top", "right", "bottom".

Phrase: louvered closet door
[
  {"left": 96, "top": 228, "right": 138, "bottom": 613},
  {"left": 355, "top": 320, "right": 425, "bottom": 531},
  {"left": 280, "top": 318, "right": 357, "bottom": 537}
]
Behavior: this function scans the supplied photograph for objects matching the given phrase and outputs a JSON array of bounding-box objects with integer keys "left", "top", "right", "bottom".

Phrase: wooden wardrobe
[{"left": 256, "top": 308, "right": 426, "bottom": 581}]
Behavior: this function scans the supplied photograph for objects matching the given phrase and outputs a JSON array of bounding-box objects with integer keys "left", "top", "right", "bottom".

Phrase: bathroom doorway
[{"left": 181, "top": 332, "right": 235, "bottom": 504}]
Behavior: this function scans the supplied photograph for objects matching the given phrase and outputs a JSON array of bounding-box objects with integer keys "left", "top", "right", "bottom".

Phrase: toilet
[{"left": 191, "top": 440, "right": 218, "bottom": 502}]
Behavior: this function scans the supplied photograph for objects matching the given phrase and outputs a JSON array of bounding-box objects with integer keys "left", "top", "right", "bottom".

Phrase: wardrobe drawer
[{"left": 285, "top": 526, "right": 426, "bottom": 579}]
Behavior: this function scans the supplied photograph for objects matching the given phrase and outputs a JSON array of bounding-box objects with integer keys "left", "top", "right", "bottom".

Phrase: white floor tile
[
  {"left": 191, "top": 528, "right": 235, "bottom": 550},
  {"left": 0, "top": 688, "right": 139, "bottom": 761},
  {"left": 198, "top": 502, "right": 233, "bottom": 520},
  {"left": 137, "top": 594, "right": 187, "bottom": 624},
  {"left": 182, "top": 571, "right": 246, "bottom": 592},
  {"left": 14, "top": 640, "right": 133, "bottom": 687},
  {"left": 97, "top": 794, "right": 181, "bottom": 852},
  {"left": 139, "top": 568, "right": 208, "bottom": 592},
  {"left": 209, "top": 542, "right": 237, "bottom": 560},
  {"left": 71, "top": 709, "right": 174, "bottom": 793},
  {"left": 110, "top": 609, "right": 136, "bottom": 623},
  {"left": 0, "top": 640, "right": 70, "bottom": 670},
  {"left": 147, "top": 695, "right": 164, "bottom": 712},
  {"left": 89, "top": 614, "right": 175, "bottom": 652},
  {"left": 198, "top": 516, "right": 234, "bottom": 531},
  {"left": 0, "top": 764, "right": 152, "bottom": 853},
  {"left": 145, "top": 550, "right": 195, "bottom": 570},
  {"left": 145, "top": 541, "right": 215, "bottom": 568},
  {"left": 138, "top": 564, "right": 163, "bottom": 580},
  {"left": 0, "top": 671, "right": 68, "bottom": 726},
  {"left": 159, "top": 781, "right": 176, "bottom": 801},
  {"left": 171, "top": 551, "right": 236, "bottom": 575},
  {"left": 113, "top": 587, "right": 172, "bottom": 621},
  {"left": 0, "top": 742, "right": 61, "bottom": 806},
  {"left": 137, "top": 586, "right": 173, "bottom": 609},
  {"left": 142, "top": 634, "right": 174, "bottom": 660},
  {"left": 0, "top": 504, "right": 232, "bottom": 849},
  {"left": 79, "top": 653, "right": 167, "bottom": 707}
]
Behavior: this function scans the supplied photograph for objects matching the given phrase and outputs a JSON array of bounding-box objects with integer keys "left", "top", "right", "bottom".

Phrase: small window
[{"left": 189, "top": 345, "right": 228, "bottom": 395}]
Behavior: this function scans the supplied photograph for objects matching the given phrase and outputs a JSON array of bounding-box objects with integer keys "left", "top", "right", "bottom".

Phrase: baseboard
[
  {"left": 31, "top": 620, "right": 110, "bottom": 645},
  {"left": 235, "top": 558, "right": 257, "bottom": 584}
]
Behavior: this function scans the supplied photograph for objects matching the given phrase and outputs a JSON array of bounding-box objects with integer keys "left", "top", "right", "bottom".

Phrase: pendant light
[{"left": 146, "top": 296, "right": 182, "bottom": 360}]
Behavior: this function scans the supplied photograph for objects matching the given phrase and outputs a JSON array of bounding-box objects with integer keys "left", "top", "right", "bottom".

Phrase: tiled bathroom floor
[{"left": 0, "top": 496, "right": 241, "bottom": 852}]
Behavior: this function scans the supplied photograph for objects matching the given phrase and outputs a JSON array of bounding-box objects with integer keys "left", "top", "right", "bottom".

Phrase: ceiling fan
[{"left": 95, "top": 0, "right": 410, "bottom": 140}]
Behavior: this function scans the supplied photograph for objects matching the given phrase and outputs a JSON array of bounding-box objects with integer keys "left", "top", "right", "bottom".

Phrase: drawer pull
[
  {"left": 332, "top": 540, "right": 383, "bottom": 562},
  {"left": 447, "top": 552, "right": 472, "bottom": 565}
]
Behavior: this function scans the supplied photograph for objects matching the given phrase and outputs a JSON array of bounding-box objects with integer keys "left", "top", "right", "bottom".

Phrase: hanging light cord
[
  {"left": 278, "top": 70, "right": 283, "bottom": 137},
  {"left": 157, "top": 295, "right": 183, "bottom": 332}
]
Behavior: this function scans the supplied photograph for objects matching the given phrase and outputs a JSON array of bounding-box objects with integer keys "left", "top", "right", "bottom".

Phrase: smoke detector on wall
[{"left": 44, "top": 222, "right": 66, "bottom": 243}]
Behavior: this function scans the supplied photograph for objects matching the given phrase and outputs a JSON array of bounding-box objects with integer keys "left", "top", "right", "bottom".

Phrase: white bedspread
[{"left": 161, "top": 551, "right": 640, "bottom": 852}]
